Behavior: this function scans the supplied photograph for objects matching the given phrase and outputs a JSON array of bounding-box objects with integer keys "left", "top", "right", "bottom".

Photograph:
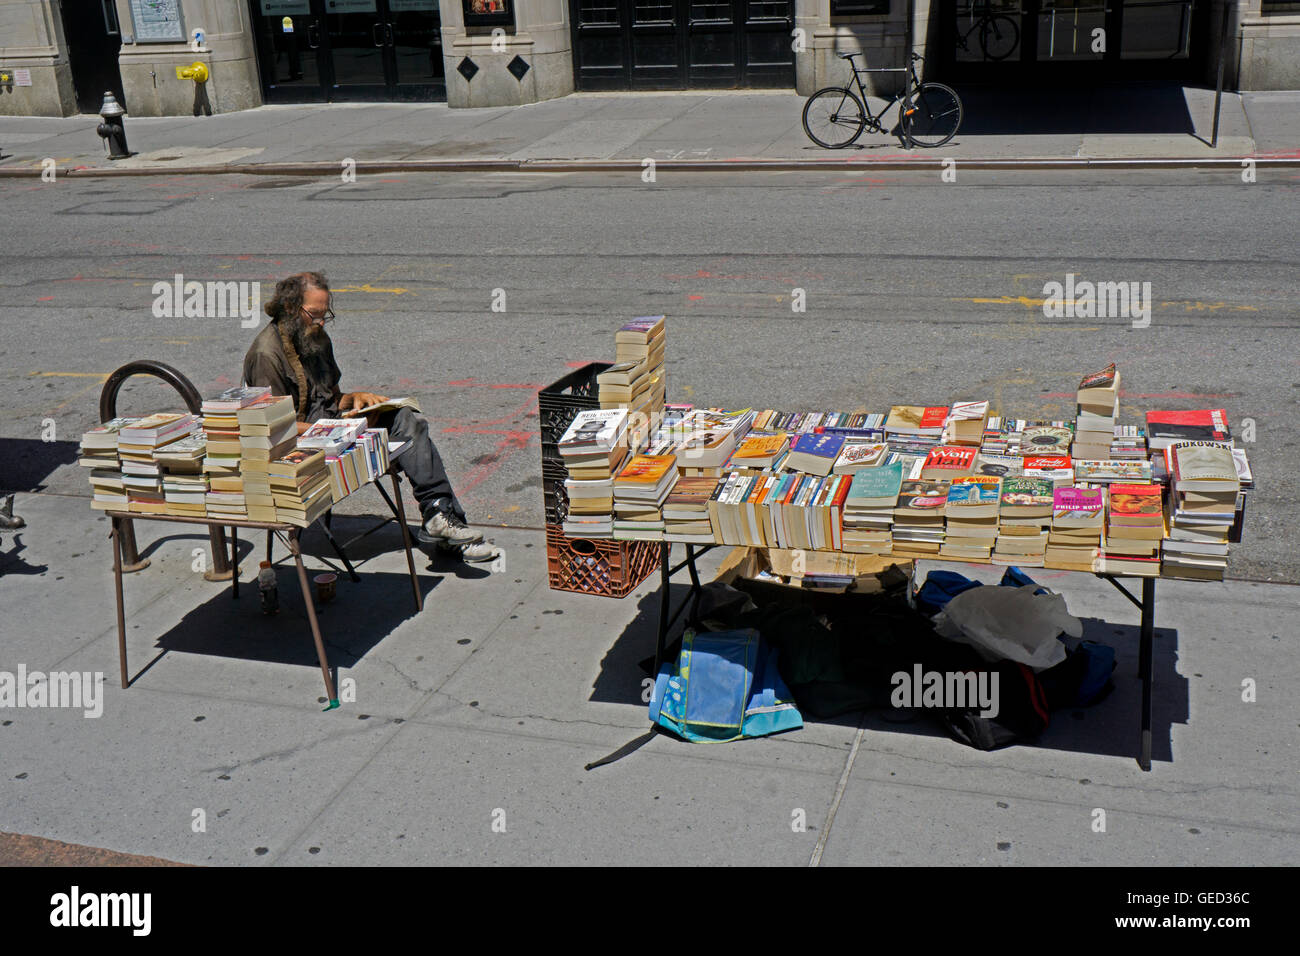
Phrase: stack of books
[
  {"left": 784, "top": 432, "right": 845, "bottom": 476},
  {"left": 1145, "top": 408, "right": 1232, "bottom": 452},
  {"left": 202, "top": 386, "right": 271, "bottom": 515},
  {"left": 156, "top": 434, "right": 208, "bottom": 517},
  {"left": 239, "top": 396, "right": 296, "bottom": 521},
  {"left": 1099, "top": 483, "right": 1163, "bottom": 576},
  {"left": 1110, "top": 424, "right": 1147, "bottom": 459},
  {"left": 675, "top": 408, "right": 754, "bottom": 475},
  {"left": 612, "top": 454, "right": 678, "bottom": 541},
  {"left": 1072, "top": 458, "right": 1153, "bottom": 485},
  {"left": 729, "top": 431, "right": 791, "bottom": 471},
  {"left": 941, "top": 401, "right": 990, "bottom": 446},
  {"left": 884, "top": 405, "right": 947, "bottom": 452},
  {"left": 840, "top": 461, "right": 903, "bottom": 554},
  {"left": 891, "top": 479, "right": 950, "bottom": 557},
  {"left": 1046, "top": 486, "right": 1105, "bottom": 571},
  {"left": 80, "top": 418, "right": 137, "bottom": 511},
  {"left": 1024, "top": 453, "right": 1074, "bottom": 488},
  {"left": 1162, "top": 441, "right": 1238, "bottom": 580},
  {"left": 324, "top": 427, "right": 392, "bottom": 501},
  {"left": 662, "top": 476, "right": 719, "bottom": 544},
  {"left": 268, "top": 449, "right": 334, "bottom": 528},
  {"left": 993, "top": 476, "right": 1054, "bottom": 566},
  {"left": 941, "top": 475, "right": 1001, "bottom": 560},
  {"left": 605, "top": 315, "right": 666, "bottom": 444},
  {"left": 559, "top": 408, "right": 630, "bottom": 538},
  {"left": 1073, "top": 364, "right": 1120, "bottom": 461},
  {"left": 119, "top": 413, "right": 199, "bottom": 515}
]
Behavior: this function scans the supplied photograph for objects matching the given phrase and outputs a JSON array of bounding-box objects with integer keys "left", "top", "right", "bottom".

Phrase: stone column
[
  {"left": 114, "top": 0, "right": 262, "bottom": 115},
  {"left": 442, "top": 0, "right": 575, "bottom": 107},
  {"left": 0, "top": 0, "right": 77, "bottom": 115}
]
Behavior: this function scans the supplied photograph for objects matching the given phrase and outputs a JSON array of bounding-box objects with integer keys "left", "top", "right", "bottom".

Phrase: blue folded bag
[{"left": 649, "top": 629, "right": 803, "bottom": 743}]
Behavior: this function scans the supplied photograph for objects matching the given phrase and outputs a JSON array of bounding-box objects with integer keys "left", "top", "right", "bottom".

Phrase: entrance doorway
[
  {"left": 62, "top": 0, "right": 126, "bottom": 113},
  {"left": 571, "top": 0, "right": 796, "bottom": 91},
  {"left": 250, "top": 0, "right": 445, "bottom": 103},
  {"left": 936, "top": 0, "right": 1208, "bottom": 82}
]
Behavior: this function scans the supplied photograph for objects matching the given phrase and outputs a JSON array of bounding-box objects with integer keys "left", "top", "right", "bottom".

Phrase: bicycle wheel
[
  {"left": 903, "top": 83, "right": 963, "bottom": 148},
  {"left": 802, "top": 87, "right": 867, "bottom": 149},
  {"left": 979, "top": 15, "right": 1020, "bottom": 61}
]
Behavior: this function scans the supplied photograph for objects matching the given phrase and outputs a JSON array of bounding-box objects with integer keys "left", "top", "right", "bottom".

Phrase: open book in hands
[{"left": 341, "top": 396, "right": 423, "bottom": 418}]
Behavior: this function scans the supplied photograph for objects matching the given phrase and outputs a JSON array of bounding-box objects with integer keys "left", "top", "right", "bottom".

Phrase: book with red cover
[
  {"left": 1107, "top": 483, "right": 1163, "bottom": 521},
  {"left": 921, "top": 445, "right": 977, "bottom": 477},
  {"left": 1145, "top": 409, "right": 1231, "bottom": 448}
]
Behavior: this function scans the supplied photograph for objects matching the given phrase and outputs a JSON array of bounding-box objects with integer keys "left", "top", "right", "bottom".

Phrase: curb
[{"left": 1, "top": 155, "right": 1298, "bottom": 178}]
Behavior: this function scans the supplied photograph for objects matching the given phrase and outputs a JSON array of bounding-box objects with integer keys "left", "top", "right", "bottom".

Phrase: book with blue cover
[{"left": 785, "top": 433, "right": 846, "bottom": 476}]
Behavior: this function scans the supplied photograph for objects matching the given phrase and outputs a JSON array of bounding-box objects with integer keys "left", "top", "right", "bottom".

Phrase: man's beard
[{"left": 287, "top": 317, "right": 331, "bottom": 364}]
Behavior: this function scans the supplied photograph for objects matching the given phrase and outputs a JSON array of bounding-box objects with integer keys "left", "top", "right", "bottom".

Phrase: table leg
[
  {"left": 318, "top": 510, "right": 361, "bottom": 583},
  {"left": 289, "top": 529, "right": 338, "bottom": 707},
  {"left": 117, "top": 518, "right": 151, "bottom": 573},
  {"left": 388, "top": 472, "right": 422, "bottom": 612},
  {"left": 1138, "top": 577, "right": 1155, "bottom": 772},
  {"left": 112, "top": 517, "right": 129, "bottom": 688},
  {"left": 686, "top": 544, "right": 704, "bottom": 627},
  {"left": 653, "top": 541, "right": 671, "bottom": 678},
  {"left": 205, "top": 525, "right": 232, "bottom": 582},
  {"left": 230, "top": 526, "right": 239, "bottom": 599}
]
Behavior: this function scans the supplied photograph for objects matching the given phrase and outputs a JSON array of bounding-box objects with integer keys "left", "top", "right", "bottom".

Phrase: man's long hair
[{"left": 264, "top": 271, "right": 330, "bottom": 324}]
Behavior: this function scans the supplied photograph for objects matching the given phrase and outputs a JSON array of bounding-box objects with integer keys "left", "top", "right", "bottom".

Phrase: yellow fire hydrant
[{"left": 175, "top": 62, "right": 209, "bottom": 83}]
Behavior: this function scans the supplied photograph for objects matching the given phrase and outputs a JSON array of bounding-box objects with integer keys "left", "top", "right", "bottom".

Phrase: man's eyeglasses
[{"left": 300, "top": 306, "right": 335, "bottom": 326}]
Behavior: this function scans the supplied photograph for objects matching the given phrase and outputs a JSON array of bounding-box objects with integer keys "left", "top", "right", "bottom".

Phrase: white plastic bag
[{"left": 932, "top": 584, "right": 1080, "bottom": 670}]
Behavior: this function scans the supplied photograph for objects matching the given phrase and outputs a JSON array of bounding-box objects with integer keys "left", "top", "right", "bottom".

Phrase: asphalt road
[{"left": 1, "top": 168, "right": 1296, "bottom": 580}]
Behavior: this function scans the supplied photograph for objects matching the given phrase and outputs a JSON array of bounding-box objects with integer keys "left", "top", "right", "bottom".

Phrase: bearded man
[{"left": 242, "top": 271, "right": 499, "bottom": 563}]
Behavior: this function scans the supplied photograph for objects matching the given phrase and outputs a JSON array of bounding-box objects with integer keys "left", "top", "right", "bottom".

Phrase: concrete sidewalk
[
  {"left": 0, "top": 490, "right": 1296, "bottom": 865},
  {"left": 1, "top": 86, "right": 1297, "bottom": 175}
]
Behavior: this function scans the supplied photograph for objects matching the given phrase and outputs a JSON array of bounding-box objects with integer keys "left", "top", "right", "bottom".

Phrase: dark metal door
[{"left": 572, "top": 0, "right": 794, "bottom": 90}]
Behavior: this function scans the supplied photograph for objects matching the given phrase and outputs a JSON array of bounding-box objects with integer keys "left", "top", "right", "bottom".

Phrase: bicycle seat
[{"left": 836, "top": 52, "right": 858, "bottom": 59}]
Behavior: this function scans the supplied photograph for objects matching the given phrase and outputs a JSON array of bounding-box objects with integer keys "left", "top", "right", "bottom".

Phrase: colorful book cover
[
  {"left": 1073, "top": 459, "right": 1152, "bottom": 482},
  {"left": 1108, "top": 484, "right": 1162, "bottom": 517},
  {"left": 791, "top": 432, "right": 845, "bottom": 461},
  {"left": 733, "top": 432, "right": 789, "bottom": 460},
  {"left": 886, "top": 405, "right": 948, "bottom": 432},
  {"left": 1078, "top": 363, "right": 1118, "bottom": 391},
  {"left": 896, "top": 479, "right": 951, "bottom": 511},
  {"left": 1145, "top": 409, "right": 1231, "bottom": 444},
  {"left": 1053, "top": 486, "right": 1104, "bottom": 517},
  {"left": 1000, "top": 477, "right": 1055, "bottom": 508},
  {"left": 834, "top": 441, "right": 887, "bottom": 468},
  {"left": 1024, "top": 454, "right": 1073, "bottom": 471},
  {"left": 616, "top": 455, "right": 676, "bottom": 483},
  {"left": 922, "top": 446, "right": 977, "bottom": 472},
  {"left": 948, "top": 475, "right": 1001, "bottom": 507},
  {"left": 1021, "top": 425, "right": 1074, "bottom": 454},
  {"left": 846, "top": 460, "right": 904, "bottom": 501}
]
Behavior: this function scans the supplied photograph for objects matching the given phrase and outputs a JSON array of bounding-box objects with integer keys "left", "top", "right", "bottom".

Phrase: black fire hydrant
[{"left": 96, "top": 92, "right": 132, "bottom": 160}]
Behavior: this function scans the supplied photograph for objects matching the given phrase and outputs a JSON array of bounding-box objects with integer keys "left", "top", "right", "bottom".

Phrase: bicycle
[
  {"left": 954, "top": 3, "right": 1020, "bottom": 61},
  {"left": 801, "top": 52, "right": 963, "bottom": 150}
]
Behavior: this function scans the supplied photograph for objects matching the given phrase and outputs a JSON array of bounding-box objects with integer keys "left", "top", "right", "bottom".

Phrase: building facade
[{"left": 0, "top": 0, "right": 1295, "bottom": 117}]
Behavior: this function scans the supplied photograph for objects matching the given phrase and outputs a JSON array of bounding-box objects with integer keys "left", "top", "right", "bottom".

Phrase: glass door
[
  {"left": 322, "top": 0, "right": 391, "bottom": 99},
  {"left": 252, "top": 0, "right": 329, "bottom": 103},
  {"left": 388, "top": 0, "right": 445, "bottom": 98}
]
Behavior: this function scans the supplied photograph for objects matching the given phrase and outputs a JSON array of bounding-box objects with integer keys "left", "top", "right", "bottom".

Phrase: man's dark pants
[{"left": 374, "top": 407, "right": 467, "bottom": 523}]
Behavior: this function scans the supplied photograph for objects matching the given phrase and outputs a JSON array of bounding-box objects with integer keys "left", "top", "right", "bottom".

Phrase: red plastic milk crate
[{"left": 538, "top": 363, "right": 660, "bottom": 597}]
